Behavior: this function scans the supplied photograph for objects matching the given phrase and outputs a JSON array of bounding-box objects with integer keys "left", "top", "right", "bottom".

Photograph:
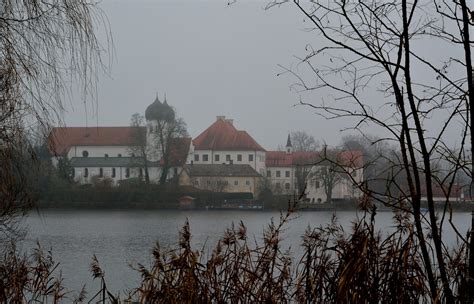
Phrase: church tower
[
  {"left": 286, "top": 134, "right": 293, "bottom": 154},
  {"left": 144, "top": 94, "right": 175, "bottom": 161}
]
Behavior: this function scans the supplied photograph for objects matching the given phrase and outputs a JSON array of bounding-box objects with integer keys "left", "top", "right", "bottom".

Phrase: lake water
[{"left": 20, "top": 209, "right": 472, "bottom": 297}]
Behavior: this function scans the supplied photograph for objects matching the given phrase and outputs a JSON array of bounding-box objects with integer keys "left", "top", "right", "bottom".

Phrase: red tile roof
[
  {"left": 48, "top": 127, "right": 146, "bottom": 156},
  {"left": 265, "top": 151, "right": 318, "bottom": 167},
  {"left": 266, "top": 150, "right": 363, "bottom": 168},
  {"left": 193, "top": 118, "right": 265, "bottom": 151}
]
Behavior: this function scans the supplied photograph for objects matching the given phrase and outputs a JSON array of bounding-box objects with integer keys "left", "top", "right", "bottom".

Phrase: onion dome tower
[
  {"left": 145, "top": 94, "right": 175, "bottom": 161},
  {"left": 145, "top": 95, "right": 175, "bottom": 123}
]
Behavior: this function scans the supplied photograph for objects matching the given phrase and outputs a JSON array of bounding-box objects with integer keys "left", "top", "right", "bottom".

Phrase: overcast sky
[
  {"left": 62, "top": 0, "right": 465, "bottom": 151},
  {"left": 62, "top": 0, "right": 362, "bottom": 149}
]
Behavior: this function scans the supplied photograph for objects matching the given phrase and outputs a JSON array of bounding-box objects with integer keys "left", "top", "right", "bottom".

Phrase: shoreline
[{"left": 36, "top": 200, "right": 474, "bottom": 212}]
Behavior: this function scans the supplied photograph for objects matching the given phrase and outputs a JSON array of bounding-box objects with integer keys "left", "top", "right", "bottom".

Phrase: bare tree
[
  {"left": 128, "top": 113, "right": 150, "bottom": 184},
  {"left": 293, "top": 154, "right": 316, "bottom": 197},
  {"left": 290, "top": 131, "right": 319, "bottom": 152},
  {"left": 0, "top": 1, "right": 110, "bottom": 237},
  {"left": 151, "top": 116, "right": 188, "bottom": 185},
  {"left": 266, "top": 0, "right": 474, "bottom": 301}
]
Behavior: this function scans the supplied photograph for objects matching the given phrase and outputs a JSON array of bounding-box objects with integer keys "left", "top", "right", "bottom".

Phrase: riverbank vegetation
[{"left": 1, "top": 201, "right": 473, "bottom": 303}]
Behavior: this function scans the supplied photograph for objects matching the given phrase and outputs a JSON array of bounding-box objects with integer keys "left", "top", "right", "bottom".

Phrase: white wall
[
  {"left": 190, "top": 149, "right": 265, "bottom": 176},
  {"left": 67, "top": 145, "right": 134, "bottom": 158},
  {"left": 266, "top": 166, "right": 296, "bottom": 194},
  {"left": 267, "top": 165, "right": 364, "bottom": 203},
  {"left": 72, "top": 166, "right": 141, "bottom": 185},
  {"left": 72, "top": 165, "right": 183, "bottom": 185}
]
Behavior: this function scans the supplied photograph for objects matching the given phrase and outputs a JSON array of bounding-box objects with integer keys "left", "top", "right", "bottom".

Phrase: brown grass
[{"left": 0, "top": 203, "right": 471, "bottom": 303}]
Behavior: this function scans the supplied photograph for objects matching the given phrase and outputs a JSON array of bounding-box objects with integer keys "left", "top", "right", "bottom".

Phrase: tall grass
[{"left": 0, "top": 203, "right": 471, "bottom": 303}]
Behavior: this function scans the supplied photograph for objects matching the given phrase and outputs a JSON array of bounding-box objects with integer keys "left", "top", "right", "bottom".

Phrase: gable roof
[
  {"left": 48, "top": 127, "right": 146, "bottom": 156},
  {"left": 266, "top": 151, "right": 319, "bottom": 167},
  {"left": 266, "top": 150, "right": 363, "bottom": 168},
  {"left": 185, "top": 164, "right": 261, "bottom": 177},
  {"left": 193, "top": 118, "right": 265, "bottom": 151}
]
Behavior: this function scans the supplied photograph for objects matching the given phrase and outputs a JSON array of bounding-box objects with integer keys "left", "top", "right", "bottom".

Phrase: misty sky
[
  {"left": 62, "top": 0, "right": 464, "bottom": 150},
  {"left": 63, "top": 0, "right": 360, "bottom": 149}
]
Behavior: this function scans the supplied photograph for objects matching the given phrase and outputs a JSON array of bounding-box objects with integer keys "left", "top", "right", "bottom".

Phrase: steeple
[{"left": 286, "top": 134, "right": 293, "bottom": 154}]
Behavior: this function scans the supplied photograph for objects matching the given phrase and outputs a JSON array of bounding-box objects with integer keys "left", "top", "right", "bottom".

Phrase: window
[
  {"left": 285, "top": 171, "right": 290, "bottom": 178},
  {"left": 267, "top": 170, "right": 271, "bottom": 177},
  {"left": 125, "top": 168, "right": 130, "bottom": 178},
  {"left": 285, "top": 183, "right": 290, "bottom": 190},
  {"left": 99, "top": 168, "right": 103, "bottom": 177},
  {"left": 315, "top": 181, "right": 320, "bottom": 188},
  {"left": 203, "top": 154, "right": 209, "bottom": 162},
  {"left": 207, "top": 180, "right": 211, "bottom": 185},
  {"left": 276, "top": 182, "right": 281, "bottom": 188},
  {"left": 194, "top": 180, "right": 199, "bottom": 186},
  {"left": 131, "top": 153, "right": 135, "bottom": 157},
  {"left": 174, "top": 168, "right": 178, "bottom": 176},
  {"left": 139, "top": 168, "right": 143, "bottom": 177},
  {"left": 234, "top": 180, "right": 238, "bottom": 186},
  {"left": 226, "top": 155, "right": 231, "bottom": 161},
  {"left": 118, "top": 153, "right": 122, "bottom": 157},
  {"left": 215, "top": 154, "right": 220, "bottom": 162},
  {"left": 112, "top": 168, "right": 116, "bottom": 178},
  {"left": 246, "top": 180, "right": 250, "bottom": 186},
  {"left": 248, "top": 154, "right": 254, "bottom": 162},
  {"left": 82, "top": 150, "right": 89, "bottom": 157},
  {"left": 104, "top": 153, "right": 109, "bottom": 158},
  {"left": 71, "top": 168, "right": 75, "bottom": 177},
  {"left": 84, "top": 168, "right": 88, "bottom": 178},
  {"left": 194, "top": 154, "right": 199, "bottom": 162},
  {"left": 276, "top": 171, "right": 281, "bottom": 177},
  {"left": 224, "top": 180, "right": 229, "bottom": 185},
  {"left": 237, "top": 154, "right": 242, "bottom": 161}
]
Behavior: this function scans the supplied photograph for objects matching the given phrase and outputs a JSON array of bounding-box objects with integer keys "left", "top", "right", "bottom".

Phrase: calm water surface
[{"left": 21, "top": 209, "right": 472, "bottom": 296}]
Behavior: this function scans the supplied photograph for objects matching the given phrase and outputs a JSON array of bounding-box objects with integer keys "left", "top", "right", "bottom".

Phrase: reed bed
[{"left": 0, "top": 203, "right": 472, "bottom": 303}]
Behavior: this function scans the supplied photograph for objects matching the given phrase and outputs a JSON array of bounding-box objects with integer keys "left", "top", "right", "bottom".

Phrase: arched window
[
  {"left": 84, "top": 168, "right": 88, "bottom": 177},
  {"left": 125, "top": 168, "right": 130, "bottom": 178},
  {"left": 111, "top": 168, "right": 116, "bottom": 178},
  {"left": 99, "top": 168, "right": 103, "bottom": 177}
]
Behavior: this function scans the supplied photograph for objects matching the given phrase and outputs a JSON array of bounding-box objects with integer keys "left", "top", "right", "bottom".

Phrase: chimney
[
  {"left": 225, "top": 119, "right": 234, "bottom": 125},
  {"left": 216, "top": 115, "right": 226, "bottom": 121}
]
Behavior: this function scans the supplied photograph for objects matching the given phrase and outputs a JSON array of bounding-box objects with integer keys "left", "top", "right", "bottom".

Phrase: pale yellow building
[{"left": 179, "top": 164, "right": 262, "bottom": 197}]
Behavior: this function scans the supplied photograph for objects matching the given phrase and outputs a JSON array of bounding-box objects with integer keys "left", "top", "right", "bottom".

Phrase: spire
[
  {"left": 286, "top": 134, "right": 293, "bottom": 154},
  {"left": 163, "top": 93, "right": 168, "bottom": 105}
]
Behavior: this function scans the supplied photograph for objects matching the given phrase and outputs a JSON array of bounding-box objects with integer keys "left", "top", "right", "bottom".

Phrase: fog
[
  {"left": 61, "top": 0, "right": 466, "bottom": 150},
  {"left": 62, "top": 0, "right": 365, "bottom": 149}
]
